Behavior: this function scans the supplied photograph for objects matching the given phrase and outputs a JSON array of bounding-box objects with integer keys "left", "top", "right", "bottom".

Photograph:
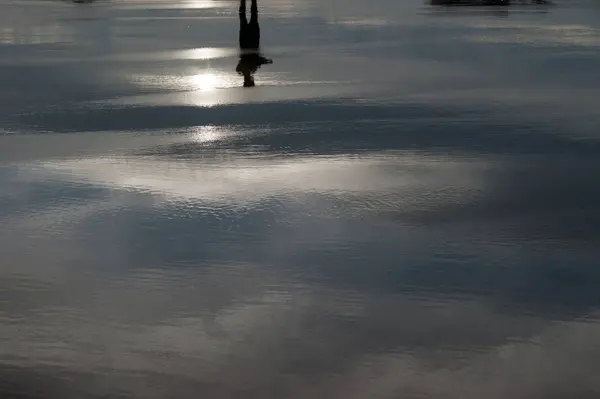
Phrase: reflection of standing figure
[{"left": 237, "top": 0, "right": 272, "bottom": 87}]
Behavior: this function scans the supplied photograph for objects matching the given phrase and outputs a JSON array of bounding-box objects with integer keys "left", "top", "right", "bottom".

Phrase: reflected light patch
[
  {"left": 114, "top": 0, "right": 229, "bottom": 9},
  {"left": 33, "top": 152, "right": 489, "bottom": 210},
  {"left": 130, "top": 72, "right": 238, "bottom": 92},
  {"left": 177, "top": 47, "right": 235, "bottom": 61},
  {"left": 190, "top": 72, "right": 219, "bottom": 92},
  {"left": 188, "top": 126, "right": 222, "bottom": 144},
  {"left": 188, "top": 71, "right": 239, "bottom": 91},
  {"left": 180, "top": 0, "right": 229, "bottom": 9}
]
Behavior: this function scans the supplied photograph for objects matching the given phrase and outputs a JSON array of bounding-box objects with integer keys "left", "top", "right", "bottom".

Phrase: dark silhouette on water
[{"left": 237, "top": 0, "right": 272, "bottom": 87}]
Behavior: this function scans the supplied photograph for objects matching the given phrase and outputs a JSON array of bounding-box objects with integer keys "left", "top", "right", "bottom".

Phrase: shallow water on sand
[{"left": 1, "top": 0, "right": 600, "bottom": 398}]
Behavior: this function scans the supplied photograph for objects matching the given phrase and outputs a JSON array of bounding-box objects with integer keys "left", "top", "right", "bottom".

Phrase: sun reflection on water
[
  {"left": 190, "top": 72, "right": 219, "bottom": 92},
  {"left": 188, "top": 125, "right": 222, "bottom": 143},
  {"left": 130, "top": 71, "right": 238, "bottom": 92},
  {"left": 113, "top": 0, "right": 229, "bottom": 10},
  {"left": 177, "top": 47, "right": 235, "bottom": 61}
]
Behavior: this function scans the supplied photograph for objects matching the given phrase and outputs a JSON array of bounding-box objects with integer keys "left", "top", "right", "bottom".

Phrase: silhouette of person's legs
[
  {"left": 239, "top": 0, "right": 248, "bottom": 47},
  {"left": 239, "top": 0, "right": 260, "bottom": 50},
  {"left": 250, "top": 0, "right": 258, "bottom": 25}
]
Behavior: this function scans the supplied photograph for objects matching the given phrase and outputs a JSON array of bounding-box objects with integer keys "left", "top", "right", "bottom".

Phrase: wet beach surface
[{"left": 1, "top": 0, "right": 600, "bottom": 398}]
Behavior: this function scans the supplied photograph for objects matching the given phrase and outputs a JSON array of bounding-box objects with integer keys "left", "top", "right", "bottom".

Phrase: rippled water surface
[{"left": 1, "top": 0, "right": 600, "bottom": 397}]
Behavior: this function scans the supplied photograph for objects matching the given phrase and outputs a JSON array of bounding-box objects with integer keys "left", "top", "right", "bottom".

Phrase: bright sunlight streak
[{"left": 190, "top": 73, "right": 219, "bottom": 92}]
